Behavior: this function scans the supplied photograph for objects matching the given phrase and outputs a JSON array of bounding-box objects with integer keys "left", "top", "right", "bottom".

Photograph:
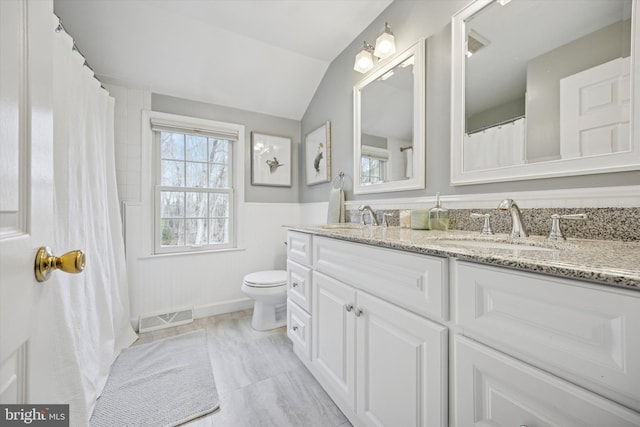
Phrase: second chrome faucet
[
  {"left": 358, "top": 205, "right": 379, "bottom": 226},
  {"left": 497, "top": 199, "right": 528, "bottom": 238}
]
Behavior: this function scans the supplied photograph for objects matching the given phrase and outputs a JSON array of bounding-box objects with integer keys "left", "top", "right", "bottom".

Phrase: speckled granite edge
[
  {"left": 347, "top": 207, "right": 640, "bottom": 241},
  {"left": 285, "top": 226, "right": 640, "bottom": 291}
]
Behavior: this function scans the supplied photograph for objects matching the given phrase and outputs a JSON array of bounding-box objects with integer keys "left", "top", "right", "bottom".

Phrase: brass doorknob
[{"left": 34, "top": 247, "right": 85, "bottom": 282}]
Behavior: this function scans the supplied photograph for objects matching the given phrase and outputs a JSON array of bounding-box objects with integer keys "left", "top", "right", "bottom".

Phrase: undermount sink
[
  {"left": 436, "top": 239, "right": 559, "bottom": 252},
  {"left": 318, "top": 223, "right": 365, "bottom": 230}
]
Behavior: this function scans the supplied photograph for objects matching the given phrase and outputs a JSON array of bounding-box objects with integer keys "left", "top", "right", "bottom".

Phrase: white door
[
  {"left": 560, "top": 57, "right": 631, "bottom": 159},
  {"left": 0, "top": 0, "right": 54, "bottom": 403},
  {"left": 311, "top": 271, "right": 356, "bottom": 410},
  {"left": 356, "top": 291, "right": 448, "bottom": 427}
]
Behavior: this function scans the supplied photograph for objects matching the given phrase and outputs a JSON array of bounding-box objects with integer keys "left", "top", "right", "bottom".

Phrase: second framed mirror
[{"left": 353, "top": 39, "right": 425, "bottom": 194}]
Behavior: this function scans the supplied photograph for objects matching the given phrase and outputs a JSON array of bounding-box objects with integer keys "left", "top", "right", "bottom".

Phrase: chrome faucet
[
  {"left": 358, "top": 205, "right": 379, "bottom": 226},
  {"left": 497, "top": 199, "right": 528, "bottom": 238}
]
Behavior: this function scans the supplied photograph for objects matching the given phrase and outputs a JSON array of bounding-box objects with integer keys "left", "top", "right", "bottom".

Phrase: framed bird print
[
  {"left": 305, "top": 121, "right": 331, "bottom": 185},
  {"left": 251, "top": 132, "right": 292, "bottom": 187}
]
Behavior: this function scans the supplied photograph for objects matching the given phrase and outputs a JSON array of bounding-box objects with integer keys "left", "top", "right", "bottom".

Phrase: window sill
[{"left": 138, "top": 247, "right": 246, "bottom": 260}]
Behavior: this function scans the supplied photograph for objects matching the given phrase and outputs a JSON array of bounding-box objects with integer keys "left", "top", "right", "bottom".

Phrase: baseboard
[
  {"left": 193, "top": 297, "right": 254, "bottom": 319},
  {"left": 130, "top": 298, "right": 254, "bottom": 331}
]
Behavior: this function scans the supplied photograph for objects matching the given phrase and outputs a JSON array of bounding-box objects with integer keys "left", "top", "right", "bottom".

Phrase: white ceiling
[
  {"left": 466, "top": 0, "right": 631, "bottom": 117},
  {"left": 53, "top": 0, "right": 393, "bottom": 120}
]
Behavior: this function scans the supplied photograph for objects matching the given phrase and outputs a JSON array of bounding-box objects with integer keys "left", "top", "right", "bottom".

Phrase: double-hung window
[
  {"left": 151, "top": 116, "right": 239, "bottom": 254},
  {"left": 360, "top": 146, "right": 388, "bottom": 185}
]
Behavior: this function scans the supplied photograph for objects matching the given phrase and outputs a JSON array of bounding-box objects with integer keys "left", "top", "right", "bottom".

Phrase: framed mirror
[
  {"left": 451, "top": 0, "right": 640, "bottom": 185},
  {"left": 354, "top": 39, "right": 425, "bottom": 194}
]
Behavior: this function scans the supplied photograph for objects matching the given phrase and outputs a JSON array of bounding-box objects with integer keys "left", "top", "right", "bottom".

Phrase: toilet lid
[{"left": 244, "top": 270, "right": 287, "bottom": 287}]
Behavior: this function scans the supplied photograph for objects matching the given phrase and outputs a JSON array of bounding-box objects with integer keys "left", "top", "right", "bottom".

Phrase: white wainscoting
[{"left": 124, "top": 202, "right": 301, "bottom": 328}]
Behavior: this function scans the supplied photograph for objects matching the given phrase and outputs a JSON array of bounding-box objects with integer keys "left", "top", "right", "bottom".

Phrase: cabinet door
[
  {"left": 312, "top": 271, "right": 357, "bottom": 409},
  {"left": 356, "top": 291, "right": 448, "bottom": 427},
  {"left": 456, "top": 262, "right": 640, "bottom": 411},
  {"left": 453, "top": 336, "right": 640, "bottom": 427}
]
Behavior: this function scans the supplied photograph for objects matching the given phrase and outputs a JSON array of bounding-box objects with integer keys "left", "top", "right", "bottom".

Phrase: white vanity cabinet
[
  {"left": 311, "top": 236, "right": 449, "bottom": 427},
  {"left": 453, "top": 261, "right": 640, "bottom": 426},
  {"left": 286, "top": 229, "right": 640, "bottom": 427},
  {"left": 286, "top": 231, "right": 449, "bottom": 427}
]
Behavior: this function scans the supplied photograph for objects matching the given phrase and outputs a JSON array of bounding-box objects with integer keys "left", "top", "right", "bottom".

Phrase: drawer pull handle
[
  {"left": 292, "top": 326, "right": 298, "bottom": 332},
  {"left": 355, "top": 308, "right": 364, "bottom": 317},
  {"left": 292, "top": 282, "right": 299, "bottom": 288},
  {"left": 345, "top": 304, "right": 354, "bottom": 312}
]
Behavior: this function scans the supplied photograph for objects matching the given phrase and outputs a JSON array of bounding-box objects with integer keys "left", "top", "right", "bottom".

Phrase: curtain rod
[
  {"left": 55, "top": 18, "right": 106, "bottom": 90},
  {"left": 466, "top": 115, "right": 525, "bottom": 135}
]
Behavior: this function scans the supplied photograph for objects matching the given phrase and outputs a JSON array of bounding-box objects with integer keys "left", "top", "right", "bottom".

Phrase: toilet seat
[{"left": 243, "top": 270, "right": 287, "bottom": 288}]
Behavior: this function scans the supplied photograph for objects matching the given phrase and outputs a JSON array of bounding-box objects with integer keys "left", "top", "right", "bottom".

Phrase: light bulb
[
  {"left": 354, "top": 42, "right": 374, "bottom": 73},
  {"left": 374, "top": 23, "right": 396, "bottom": 59}
]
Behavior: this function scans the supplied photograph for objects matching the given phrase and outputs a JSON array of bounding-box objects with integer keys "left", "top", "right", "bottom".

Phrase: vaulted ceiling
[{"left": 54, "top": 0, "right": 393, "bottom": 120}]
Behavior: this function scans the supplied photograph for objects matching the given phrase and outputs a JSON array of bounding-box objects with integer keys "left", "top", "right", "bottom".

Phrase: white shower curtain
[
  {"left": 463, "top": 117, "right": 526, "bottom": 171},
  {"left": 29, "top": 17, "right": 137, "bottom": 426}
]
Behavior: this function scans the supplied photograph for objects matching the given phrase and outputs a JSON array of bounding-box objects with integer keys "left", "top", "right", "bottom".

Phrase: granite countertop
[{"left": 285, "top": 225, "right": 640, "bottom": 290}]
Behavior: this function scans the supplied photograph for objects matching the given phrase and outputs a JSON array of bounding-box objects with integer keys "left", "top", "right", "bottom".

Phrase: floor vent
[{"left": 138, "top": 308, "right": 194, "bottom": 333}]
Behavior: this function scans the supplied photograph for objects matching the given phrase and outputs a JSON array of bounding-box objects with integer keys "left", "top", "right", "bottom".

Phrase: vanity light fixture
[
  {"left": 373, "top": 22, "right": 396, "bottom": 59},
  {"left": 354, "top": 22, "right": 397, "bottom": 74},
  {"left": 354, "top": 41, "right": 375, "bottom": 73}
]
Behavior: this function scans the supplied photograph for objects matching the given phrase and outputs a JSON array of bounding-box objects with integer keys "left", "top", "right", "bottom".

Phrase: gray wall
[
  {"left": 152, "top": 94, "right": 301, "bottom": 203},
  {"left": 526, "top": 19, "right": 631, "bottom": 162},
  {"left": 467, "top": 97, "right": 525, "bottom": 133},
  {"left": 300, "top": 0, "right": 640, "bottom": 203},
  {"left": 362, "top": 133, "right": 387, "bottom": 149}
]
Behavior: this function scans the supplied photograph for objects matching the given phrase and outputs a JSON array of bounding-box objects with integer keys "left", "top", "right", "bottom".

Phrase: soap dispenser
[{"left": 428, "top": 192, "right": 450, "bottom": 231}]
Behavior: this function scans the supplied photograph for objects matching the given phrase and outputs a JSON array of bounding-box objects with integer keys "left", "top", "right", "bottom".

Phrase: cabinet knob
[
  {"left": 345, "top": 304, "right": 354, "bottom": 312},
  {"left": 292, "top": 282, "right": 299, "bottom": 288},
  {"left": 292, "top": 326, "right": 298, "bottom": 332},
  {"left": 355, "top": 308, "right": 364, "bottom": 317}
]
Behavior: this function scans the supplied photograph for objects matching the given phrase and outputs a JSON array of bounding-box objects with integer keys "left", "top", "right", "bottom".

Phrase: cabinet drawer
[
  {"left": 313, "top": 236, "right": 448, "bottom": 321},
  {"left": 287, "top": 299, "right": 311, "bottom": 360},
  {"left": 454, "top": 336, "right": 640, "bottom": 427},
  {"left": 287, "top": 260, "right": 311, "bottom": 312},
  {"left": 287, "top": 231, "right": 312, "bottom": 266},
  {"left": 455, "top": 261, "right": 640, "bottom": 411}
]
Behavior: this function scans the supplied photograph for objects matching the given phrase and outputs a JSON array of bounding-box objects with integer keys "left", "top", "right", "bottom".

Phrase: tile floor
[{"left": 135, "top": 309, "right": 351, "bottom": 427}]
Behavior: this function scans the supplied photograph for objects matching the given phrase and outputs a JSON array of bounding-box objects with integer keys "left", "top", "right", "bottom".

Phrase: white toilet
[{"left": 241, "top": 270, "right": 287, "bottom": 331}]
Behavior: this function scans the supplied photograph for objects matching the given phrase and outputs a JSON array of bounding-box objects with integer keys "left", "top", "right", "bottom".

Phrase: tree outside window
[{"left": 157, "top": 131, "right": 232, "bottom": 251}]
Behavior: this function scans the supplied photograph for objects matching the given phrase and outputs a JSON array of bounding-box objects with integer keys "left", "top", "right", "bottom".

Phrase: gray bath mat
[{"left": 91, "top": 330, "right": 218, "bottom": 427}]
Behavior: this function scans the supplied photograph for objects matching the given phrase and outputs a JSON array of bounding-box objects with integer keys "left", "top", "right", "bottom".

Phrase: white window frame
[
  {"left": 142, "top": 111, "right": 245, "bottom": 256},
  {"left": 360, "top": 145, "right": 389, "bottom": 185}
]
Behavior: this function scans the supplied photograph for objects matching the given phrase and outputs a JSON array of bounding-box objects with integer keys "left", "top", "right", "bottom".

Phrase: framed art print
[
  {"left": 306, "top": 121, "right": 331, "bottom": 185},
  {"left": 251, "top": 132, "right": 292, "bottom": 187}
]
